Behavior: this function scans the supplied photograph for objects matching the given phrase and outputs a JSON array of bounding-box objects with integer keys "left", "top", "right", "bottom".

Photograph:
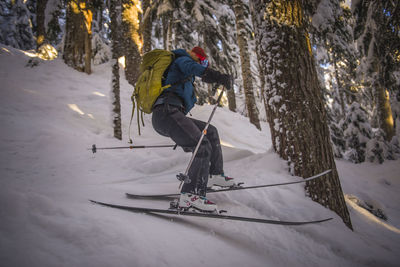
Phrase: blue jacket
[{"left": 163, "top": 49, "right": 206, "bottom": 114}]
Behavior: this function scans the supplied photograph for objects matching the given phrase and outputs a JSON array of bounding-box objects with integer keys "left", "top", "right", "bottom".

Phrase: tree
[
  {"left": 140, "top": 0, "right": 152, "bottom": 54},
  {"left": 251, "top": 0, "right": 352, "bottom": 229},
  {"left": 0, "top": 0, "right": 35, "bottom": 50},
  {"left": 352, "top": 0, "right": 399, "bottom": 142},
  {"left": 110, "top": 0, "right": 122, "bottom": 140},
  {"left": 308, "top": 0, "right": 357, "bottom": 159},
  {"left": 63, "top": 0, "right": 93, "bottom": 74},
  {"left": 233, "top": 0, "right": 261, "bottom": 130},
  {"left": 121, "top": 0, "right": 142, "bottom": 86},
  {"left": 342, "top": 102, "right": 372, "bottom": 163},
  {"left": 36, "top": 0, "right": 48, "bottom": 49},
  {"left": 45, "top": 0, "right": 64, "bottom": 46}
]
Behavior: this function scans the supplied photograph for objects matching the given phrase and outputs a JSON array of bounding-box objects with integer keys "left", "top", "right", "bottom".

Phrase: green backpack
[{"left": 129, "top": 49, "right": 175, "bottom": 143}]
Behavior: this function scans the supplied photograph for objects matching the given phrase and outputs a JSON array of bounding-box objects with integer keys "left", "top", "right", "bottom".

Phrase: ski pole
[
  {"left": 177, "top": 86, "right": 225, "bottom": 188},
  {"left": 90, "top": 144, "right": 177, "bottom": 153}
]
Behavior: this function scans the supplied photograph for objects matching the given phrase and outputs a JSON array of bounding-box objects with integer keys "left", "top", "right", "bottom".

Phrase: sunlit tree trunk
[
  {"left": 110, "top": 0, "right": 122, "bottom": 140},
  {"left": 36, "top": 0, "right": 48, "bottom": 49},
  {"left": 251, "top": 0, "right": 352, "bottom": 229},
  {"left": 121, "top": 0, "right": 142, "bottom": 86},
  {"left": 375, "top": 82, "right": 395, "bottom": 141},
  {"left": 233, "top": 0, "right": 261, "bottom": 130},
  {"left": 63, "top": 0, "right": 92, "bottom": 74}
]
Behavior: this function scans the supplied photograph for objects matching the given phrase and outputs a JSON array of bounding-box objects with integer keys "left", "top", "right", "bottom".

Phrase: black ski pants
[{"left": 152, "top": 104, "right": 224, "bottom": 196}]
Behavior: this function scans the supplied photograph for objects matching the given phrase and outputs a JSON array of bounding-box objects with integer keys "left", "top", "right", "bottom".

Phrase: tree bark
[
  {"left": 141, "top": 0, "right": 152, "bottom": 54},
  {"left": 251, "top": 0, "right": 352, "bottom": 229},
  {"left": 233, "top": 0, "right": 261, "bottom": 130},
  {"left": 227, "top": 89, "right": 237, "bottom": 112},
  {"left": 121, "top": 0, "right": 142, "bottom": 86},
  {"left": 36, "top": 0, "right": 48, "bottom": 49},
  {"left": 63, "top": 0, "right": 92, "bottom": 74},
  {"left": 110, "top": 0, "right": 122, "bottom": 140}
]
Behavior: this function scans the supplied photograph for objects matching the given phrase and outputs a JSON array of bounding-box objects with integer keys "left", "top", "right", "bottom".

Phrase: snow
[{"left": 1, "top": 44, "right": 400, "bottom": 267}]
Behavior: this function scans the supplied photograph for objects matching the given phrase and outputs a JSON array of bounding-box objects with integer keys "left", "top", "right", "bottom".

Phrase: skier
[{"left": 152, "top": 47, "right": 235, "bottom": 212}]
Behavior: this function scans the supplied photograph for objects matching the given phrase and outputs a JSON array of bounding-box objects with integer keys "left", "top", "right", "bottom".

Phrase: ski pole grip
[{"left": 92, "top": 144, "right": 97, "bottom": 154}]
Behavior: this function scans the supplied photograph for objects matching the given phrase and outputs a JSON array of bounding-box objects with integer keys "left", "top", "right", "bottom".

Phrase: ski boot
[
  {"left": 207, "top": 174, "right": 237, "bottom": 188},
  {"left": 176, "top": 192, "right": 218, "bottom": 213}
]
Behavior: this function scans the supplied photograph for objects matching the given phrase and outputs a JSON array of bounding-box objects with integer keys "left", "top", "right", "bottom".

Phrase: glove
[
  {"left": 202, "top": 68, "right": 233, "bottom": 90},
  {"left": 220, "top": 73, "right": 233, "bottom": 90}
]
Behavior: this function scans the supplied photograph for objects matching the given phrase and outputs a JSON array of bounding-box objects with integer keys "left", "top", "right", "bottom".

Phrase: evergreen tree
[
  {"left": 36, "top": 0, "right": 49, "bottom": 49},
  {"left": 63, "top": 0, "right": 93, "bottom": 74},
  {"left": 141, "top": 0, "right": 152, "bottom": 54},
  {"left": 309, "top": 0, "right": 357, "bottom": 158},
  {"left": 342, "top": 102, "right": 372, "bottom": 163},
  {"left": 91, "top": 0, "right": 111, "bottom": 65},
  {"left": 251, "top": 0, "right": 352, "bottom": 229},
  {"left": 45, "top": 0, "right": 65, "bottom": 47},
  {"left": 218, "top": 2, "right": 238, "bottom": 111},
  {"left": 110, "top": 0, "right": 122, "bottom": 140},
  {"left": 232, "top": 0, "right": 261, "bottom": 130},
  {"left": 121, "top": 0, "right": 142, "bottom": 86},
  {"left": 352, "top": 0, "right": 399, "bottom": 142},
  {"left": 0, "top": 0, "right": 35, "bottom": 50}
]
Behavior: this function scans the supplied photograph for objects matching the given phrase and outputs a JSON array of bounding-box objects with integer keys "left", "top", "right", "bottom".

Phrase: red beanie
[{"left": 191, "top": 46, "right": 207, "bottom": 60}]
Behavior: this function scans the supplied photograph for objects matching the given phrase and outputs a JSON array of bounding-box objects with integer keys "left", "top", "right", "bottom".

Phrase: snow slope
[{"left": 0, "top": 45, "right": 399, "bottom": 267}]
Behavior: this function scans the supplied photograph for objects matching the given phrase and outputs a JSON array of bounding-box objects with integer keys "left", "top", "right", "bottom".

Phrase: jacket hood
[{"left": 172, "top": 49, "right": 191, "bottom": 58}]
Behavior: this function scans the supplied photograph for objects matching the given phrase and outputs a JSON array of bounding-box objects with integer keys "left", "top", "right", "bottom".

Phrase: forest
[
  {"left": 1, "top": 0, "right": 400, "bottom": 237},
  {"left": 1, "top": 1, "right": 400, "bottom": 266}
]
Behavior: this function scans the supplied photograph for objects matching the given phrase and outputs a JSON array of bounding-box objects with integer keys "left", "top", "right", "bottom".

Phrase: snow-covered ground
[{"left": 0, "top": 45, "right": 399, "bottom": 267}]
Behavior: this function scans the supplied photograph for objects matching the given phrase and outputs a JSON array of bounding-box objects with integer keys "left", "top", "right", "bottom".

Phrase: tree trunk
[
  {"left": 227, "top": 89, "right": 237, "bottom": 112},
  {"left": 375, "top": 83, "right": 395, "bottom": 141},
  {"left": 371, "top": 1, "right": 395, "bottom": 142},
  {"left": 250, "top": 4, "right": 268, "bottom": 121},
  {"left": 36, "top": 0, "right": 48, "bottom": 49},
  {"left": 162, "top": 15, "right": 173, "bottom": 50},
  {"left": 110, "top": 0, "right": 122, "bottom": 140},
  {"left": 121, "top": 0, "right": 142, "bottom": 86},
  {"left": 332, "top": 53, "right": 346, "bottom": 119},
  {"left": 141, "top": 0, "right": 152, "bottom": 54},
  {"left": 251, "top": 0, "right": 352, "bottom": 229},
  {"left": 233, "top": 0, "right": 261, "bottom": 130},
  {"left": 63, "top": 0, "right": 92, "bottom": 74}
]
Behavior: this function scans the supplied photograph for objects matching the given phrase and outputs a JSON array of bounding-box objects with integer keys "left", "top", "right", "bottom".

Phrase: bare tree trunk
[
  {"left": 227, "top": 89, "right": 237, "bottom": 112},
  {"left": 121, "top": 0, "right": 142, "bottom": 86},
  {"left": 63, "top": 0, "right": 92, "bottom": 74},
  {"left": 36, "top": 0, "right": 48, "bottom": 49},
  {"left": 141, "top": 0, "right": 152, "bottom": 54},
  {"left": 110, "top": 0, "right": 122, "bottom": 140},
  {"left": 251, "top": 0, "right": 352, "bottom": 229},
  {"left": 233, "top": 0, "right": 261, "bottom": 130}
]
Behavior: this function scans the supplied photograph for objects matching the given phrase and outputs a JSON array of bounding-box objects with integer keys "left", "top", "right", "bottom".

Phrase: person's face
[{"left": 189, "top": 51, "right": 201, "bottom": 63}]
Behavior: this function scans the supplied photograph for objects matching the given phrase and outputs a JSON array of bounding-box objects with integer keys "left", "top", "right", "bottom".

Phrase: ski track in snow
[{"left": 0, "top": 45, "right": 400, "bottom": 267}]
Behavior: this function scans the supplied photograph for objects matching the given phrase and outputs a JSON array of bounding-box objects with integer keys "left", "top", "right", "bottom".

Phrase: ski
[
  {"left": 126, "top": 169, "right": 332, "bottom": 199},
  {"left": 90, "top": 200, "right": 333, "bottom": 226}
]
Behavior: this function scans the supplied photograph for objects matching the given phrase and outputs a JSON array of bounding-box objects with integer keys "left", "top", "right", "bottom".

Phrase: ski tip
[{"left": 317, "top": 217, "right": 333, "bottom": 223}]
